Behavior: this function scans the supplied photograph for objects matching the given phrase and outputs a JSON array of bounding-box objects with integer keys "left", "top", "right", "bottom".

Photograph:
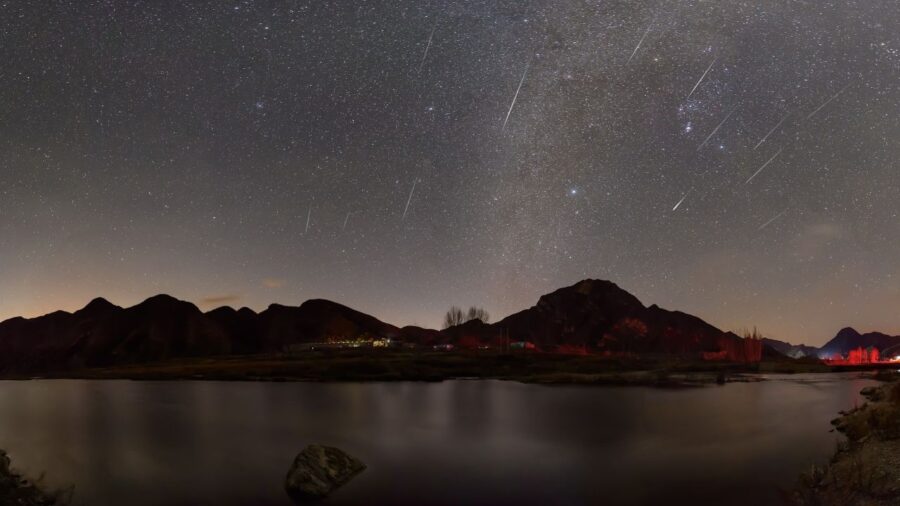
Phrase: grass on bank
[{"left": 791, "top": 380, "right": 900, "bottom": 505}]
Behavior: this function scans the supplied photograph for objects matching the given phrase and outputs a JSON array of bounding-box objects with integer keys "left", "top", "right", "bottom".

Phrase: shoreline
[
  {"left": 0, "top": 451, "right": 66, "bottom": 506},
  {"left": 2, "top": 351, "right": 891, "bottom": 386},
  {"left": 792, "top": 378, "right": 900, "bottom": 504}
]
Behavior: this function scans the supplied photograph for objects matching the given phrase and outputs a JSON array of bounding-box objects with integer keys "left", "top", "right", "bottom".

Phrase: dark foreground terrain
[
  {"left": 14, "top": 349, "right": 842, "bottom": 386},
  {"left": 0, "top": 451, "right": 66, "bottom": 506},
  {"left": 792, "top": 373, "right": 900, "bottom": 505}
]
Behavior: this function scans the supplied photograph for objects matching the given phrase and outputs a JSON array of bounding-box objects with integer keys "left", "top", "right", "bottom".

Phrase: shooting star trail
[
  {"left": 686, "top": 55, "right": 718, "bottom": 100},
  {"left": 758, "top": 209, "right": 787, "bottom": 230},
  {"left": 698, "top": 109, "right": 735, "bottom": 151},
  {"left": 626, "top": 18, "right": 654, "bottom": 64},
  {"left": 304, "top": 206, "right": 311, "bottom": 233},
  {"left": 805, "top": 83, "right": 850, "bottom": 120},
  {"left": 745, "top": 148, "right": 783, "bottom": 184},
  {"left": 754, "top": 111, "right": 791, "bottom": 150},
  {"left": 672, "top": 190, "right": 691, "bottom": 211},
  {"left": 418, "top": 20, "right": 438, "bottom": 73},
  {"left": 502, "top": 62, "right": 530, "bottom": 130},
  {"left": 342, "top": 211, "right": 351, "bottom": 231},
  {"left": 402, "top": 179, "right": 418, "bottom": 220}
]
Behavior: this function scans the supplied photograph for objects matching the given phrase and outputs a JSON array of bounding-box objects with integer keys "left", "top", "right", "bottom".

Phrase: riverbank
[
  {"left": 791, "top": 376, "right": 900, "bottom": 504},
  {"left": 4, "top": 350, "right": 860, "bottom": 386},
  {"left": 0, "top": 451, "right": 64, "bottom": 505}
]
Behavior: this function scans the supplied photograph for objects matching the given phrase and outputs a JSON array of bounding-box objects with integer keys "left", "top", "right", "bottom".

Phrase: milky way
[{"left": 1, "top": 0, "right": 899, "bottom": 344}]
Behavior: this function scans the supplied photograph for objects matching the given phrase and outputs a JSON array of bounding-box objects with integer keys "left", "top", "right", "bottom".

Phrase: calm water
[{"left": 0, "top": 375, "right": 877, "bottom": 506}]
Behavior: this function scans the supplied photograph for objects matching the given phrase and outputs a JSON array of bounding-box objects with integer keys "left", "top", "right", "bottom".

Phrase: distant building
[
  {"left": 510, "top": 341, "right": 536, "bottom": 351},
  {"left": 283, "top": 335, "right": 396, "bottom": 353},
  {"left": 371, "top": 338, "right": 393, "bottom": 348}
]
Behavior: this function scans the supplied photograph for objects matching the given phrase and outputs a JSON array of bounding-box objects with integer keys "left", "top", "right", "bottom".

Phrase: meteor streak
[
  {"left": 626, "top": 19, "right": 654, "bottom": 64},
  {"left": 698, "top": 109, "right": 735, "bottom": 151},
  {"left": 754, "top": 111, "right": 791, "bottom": 150},
  {"left": 805, "top": 84, "right": 850, "bottom": 120},
  {"left": 502, "top": 62, "right": 530, "bottom": 130},
  {"left": 402, "top": 179, "right": 418, "bottom": 220},
  {"left": 758, "top": 209, "right": 787, "bottom": 230},
  {"left": 672, "top": 190, "right": 691, "bottom": 211},
  {"left": 745, "top": 148, "right": 783, "bottom": 184},
  {"left": 687, "top": 55, "right": 718, "bottom": 100},
  {"left": 418, "top": 20, "right": 438, "bottom": 73}
]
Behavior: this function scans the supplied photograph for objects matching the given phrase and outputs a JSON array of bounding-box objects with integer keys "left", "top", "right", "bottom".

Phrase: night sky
[{"left": 1, "top": 0, "right": 898, "bottom": 345}]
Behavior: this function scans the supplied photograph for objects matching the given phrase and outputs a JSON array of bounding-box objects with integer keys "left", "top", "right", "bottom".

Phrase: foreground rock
[
  {"left": 791, "top": 381, "right": 900, "bottom": 505},
  {"left": 285, "top": 445, "right": 366, "bottom": 502},
  {"left": 0, "top": 451, "right": 62, "bottom": 505}
]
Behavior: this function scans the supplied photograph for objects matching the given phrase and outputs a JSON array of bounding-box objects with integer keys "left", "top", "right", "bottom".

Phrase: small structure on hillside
[{"left": 510, "top": 341, "right": 536, "bottom": 351}]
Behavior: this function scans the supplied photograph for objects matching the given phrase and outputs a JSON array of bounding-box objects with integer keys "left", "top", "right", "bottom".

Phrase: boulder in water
[{"left": 285, "top": 444, "right": 365, "bottom": 502}]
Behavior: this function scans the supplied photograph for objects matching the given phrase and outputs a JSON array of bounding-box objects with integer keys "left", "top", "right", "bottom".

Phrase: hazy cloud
[
  {"left": 791, "top": 222, "right": 847, "bottom": 258},
  {"left": 262, "top": 278, "right": 286, "bottom": 289}
]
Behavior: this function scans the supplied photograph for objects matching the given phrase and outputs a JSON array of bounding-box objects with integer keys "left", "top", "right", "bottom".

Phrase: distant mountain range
[
  {"left": 0, "top": 294, "right": 412, "bottom": 372},
  {"left": 760, "top": 338, "right": 821, "bottom": 359},
  {"left": 0, "top": 278, "right": 873, "bottom": 373},
  {"left": 761, "top": 328, "right": 900, "bottom": 360},
  {"left": 817, "top": 327, "right": 900, "bottom": 359}
]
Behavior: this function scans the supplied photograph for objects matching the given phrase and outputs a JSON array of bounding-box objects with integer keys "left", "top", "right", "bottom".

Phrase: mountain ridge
[
  {"left": 0, "top": 279, "right": 768, "bottom": 372},
  {"left": 818, "top": 327, "right": 900, "bottom": 359}
]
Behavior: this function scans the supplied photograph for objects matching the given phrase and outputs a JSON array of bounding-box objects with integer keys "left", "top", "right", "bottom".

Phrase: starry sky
[{"left": 1, "top": 0, "right": 898, "bottom": 345}]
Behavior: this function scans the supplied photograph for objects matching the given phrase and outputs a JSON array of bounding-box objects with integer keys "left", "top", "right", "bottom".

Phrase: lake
[{"left": 0, "top": 374, "right": 877, "bottom": 505}]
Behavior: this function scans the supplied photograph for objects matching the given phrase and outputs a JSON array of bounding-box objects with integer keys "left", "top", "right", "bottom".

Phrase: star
[{"left": 0, "top": 0, "right": 892, "bottom": 349}]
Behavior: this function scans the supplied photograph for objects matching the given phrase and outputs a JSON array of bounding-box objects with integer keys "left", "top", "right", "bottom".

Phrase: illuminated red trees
[
  {"left": 701, "top": 335, "right": 763, "bottom": 363},
  {"left": 846, "top": 347, "right": 880, "bottom": 365},
  {"left": 825, "top": 347, "right": 882, "bottom": 365}
]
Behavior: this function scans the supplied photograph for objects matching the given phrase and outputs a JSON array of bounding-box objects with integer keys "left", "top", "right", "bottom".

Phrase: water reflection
[{"left": 0, "top": 375, "right": 876, "bottom": 506}]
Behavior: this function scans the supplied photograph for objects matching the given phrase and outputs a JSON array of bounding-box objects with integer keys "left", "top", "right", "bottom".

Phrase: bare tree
[
  {"left": 443, "top": 305, "right": 490, "bottom": 329},
  {"left": 466, "top": 306, "right": 490, "bottom": 324},
  {"left": 443, "top": 306, "right": 465, "bottom": 329}
]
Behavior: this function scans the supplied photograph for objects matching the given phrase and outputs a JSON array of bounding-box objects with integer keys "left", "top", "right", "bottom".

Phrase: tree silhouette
[
  {"left": 442, "top": 306, "right": 490, "bottom": 329},
  {"left": 466, "top": 306, "right": 490, "bottom": 324},
  {"left": 443, "top": 306, "right": 465, "bottom": 329}
]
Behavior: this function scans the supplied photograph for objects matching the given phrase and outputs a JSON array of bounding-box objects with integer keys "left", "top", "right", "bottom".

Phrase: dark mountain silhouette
[
  {"left": 818, "top": 327, "right": 900, "bottom": 358},
  {"left": 443, "top": 280, "right": 761, "bottom": 359},
  {"left": 254, "top": 299, "right": 400, "bottom": 350},
  {"left": 0, "top": 296, "right": 410, "bottom": 372},
  {"left": 0, "top": 279, "right": 765, "bottom": 373},
  {"left": 761, "top": 338, "right": 820, "bottom": 359},
  {"left": 68, "top": 294, "right": 232, "bottom": 367},
  {"left": 204, "top": 306, "right": 260, "bottom": 354}
]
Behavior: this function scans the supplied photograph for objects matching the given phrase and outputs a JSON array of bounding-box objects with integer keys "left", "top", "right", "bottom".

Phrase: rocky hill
[{"left": 443, "top": 279, "right": 762, "bottom": 360}]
